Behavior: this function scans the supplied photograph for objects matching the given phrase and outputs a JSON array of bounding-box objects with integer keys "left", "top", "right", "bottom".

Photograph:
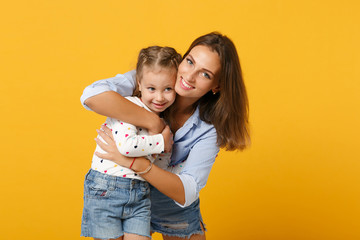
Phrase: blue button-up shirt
[{"left": 81, "top": 70, "right": 219, "bottom": 207}]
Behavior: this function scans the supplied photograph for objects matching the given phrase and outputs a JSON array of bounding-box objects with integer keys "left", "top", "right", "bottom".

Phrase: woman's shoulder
[{"left": 114, "top": 70, "right": 136, "bottom": 81}]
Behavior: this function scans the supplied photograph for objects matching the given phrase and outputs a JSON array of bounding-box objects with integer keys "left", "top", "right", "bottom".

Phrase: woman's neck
[
  {"left": 174, "top": 96, "right": 197, "bottom": 115},
  {"left": 168, "top": 96, "right": 197, "bottom": 133}
]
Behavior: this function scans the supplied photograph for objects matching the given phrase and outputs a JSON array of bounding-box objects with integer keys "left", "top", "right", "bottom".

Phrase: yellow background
[{"left": 1, "top": 0, "right": 359, "bottom": 239}]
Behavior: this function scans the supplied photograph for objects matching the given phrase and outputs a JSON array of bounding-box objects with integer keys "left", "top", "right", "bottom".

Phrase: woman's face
[{"left": 175, "top": 45, "right": 221, "bottom": 101}]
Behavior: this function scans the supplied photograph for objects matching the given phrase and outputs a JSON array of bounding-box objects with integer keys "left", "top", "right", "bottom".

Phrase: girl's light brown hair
[
  {"left": 184, "top": 32, "right": 250, "bottom": 151},
  {"left": 133, "top": 46, "right": 182, "bottom": 97}
]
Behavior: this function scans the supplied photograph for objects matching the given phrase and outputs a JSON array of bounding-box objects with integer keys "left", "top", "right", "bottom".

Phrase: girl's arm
[
  {"left": 81, "top": 71, "right": 165, "bottom": 134},
  {"left": 95, "top": 125, "right": 219, "bottom": 207},
  {"left": 95, "top": 127, "right": 185, "bottom": 204},
  {"left": 109, "top": 118, "right": 171, "bottom": 157}
]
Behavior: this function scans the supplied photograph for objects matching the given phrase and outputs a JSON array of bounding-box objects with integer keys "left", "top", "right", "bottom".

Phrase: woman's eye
[
  {"left": 186, "top": 58, "right": 193, "bottom": 65},
  {"left": 202, "top": 72, "right": 211, "bottom": 79}
]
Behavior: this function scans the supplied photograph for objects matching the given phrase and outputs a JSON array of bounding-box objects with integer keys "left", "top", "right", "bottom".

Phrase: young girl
[
  {"left": 81, "top": 46, "right": 182, "bottom": 240},
  {"left": 81, "top": 32, "right": 250, "bottom": 240}
]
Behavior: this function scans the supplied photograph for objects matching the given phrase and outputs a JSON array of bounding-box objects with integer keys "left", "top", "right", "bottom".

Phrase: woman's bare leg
[
  {"left": 162, "top": 221, "right": 206, "bottom": 240},
  {"left": 163, "top": 234, "right": 205, "bottom": 240}
]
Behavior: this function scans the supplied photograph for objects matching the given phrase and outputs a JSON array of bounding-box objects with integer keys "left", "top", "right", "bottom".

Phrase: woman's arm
[
  {"left": 86, "top": 91, "right": 164, "bottom": 133},
  {"left": 95, "top": 125, "right": 219, "bottom": 206},
  {"left": 80, "top": 71, "right": 165, "bottom": 133}
]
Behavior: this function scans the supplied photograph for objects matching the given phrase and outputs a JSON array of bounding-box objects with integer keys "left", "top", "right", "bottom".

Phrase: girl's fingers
[{"left": 101, "top": 125, "right": 114, "bottom": 140}]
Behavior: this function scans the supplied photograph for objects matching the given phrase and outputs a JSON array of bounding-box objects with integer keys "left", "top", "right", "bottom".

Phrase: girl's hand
[{"left": 94, "top": 125, "right": 130, "bottom": 167}]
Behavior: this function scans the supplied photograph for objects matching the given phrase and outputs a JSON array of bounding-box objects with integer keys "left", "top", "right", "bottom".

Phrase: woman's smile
[{"left": 179, "top": 77, "right": 195, "bottom": 90}]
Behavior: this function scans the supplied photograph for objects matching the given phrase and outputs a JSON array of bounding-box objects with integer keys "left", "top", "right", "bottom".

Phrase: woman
[{"left": 81, "top": 32, "right": 250, "bottom": 240}]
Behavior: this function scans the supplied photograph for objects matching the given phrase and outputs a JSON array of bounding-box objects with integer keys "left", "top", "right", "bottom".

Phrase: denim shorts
[
  {"left": 81, "top": 169, "right": 151, "bottom": 239},
  {"left": 150, "top": 186, "right": 206, "bottom": 238}
]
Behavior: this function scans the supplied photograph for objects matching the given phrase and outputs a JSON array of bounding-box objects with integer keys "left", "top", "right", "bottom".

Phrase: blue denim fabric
[
  {"left": 150, "top": 186, "right": 206, "bottom": 238},
  {"left": 81, "top": 169, "right": 151, "bottom": 239}
]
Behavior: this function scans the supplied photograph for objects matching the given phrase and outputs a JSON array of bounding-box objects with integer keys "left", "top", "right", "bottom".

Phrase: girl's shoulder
[
  {"left": 124, "top": 96, "right": 151, "bottom": 112},
  {"left": 124, "top": 96, "right": 140, "bottom": 104}
]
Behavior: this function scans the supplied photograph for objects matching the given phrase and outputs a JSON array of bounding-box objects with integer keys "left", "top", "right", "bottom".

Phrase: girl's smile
[{"left": 138, "top": 66, "right": 177, "bottom": 114}]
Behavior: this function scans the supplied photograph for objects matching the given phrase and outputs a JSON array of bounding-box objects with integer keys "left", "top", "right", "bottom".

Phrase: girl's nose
[{"left": 156, "top": 92, "right": 164, "bottom": 101}]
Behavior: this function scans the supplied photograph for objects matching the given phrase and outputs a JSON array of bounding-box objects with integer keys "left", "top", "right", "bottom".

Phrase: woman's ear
[{"left": 211, "top": 85, "right": 220, "bottom": 94}]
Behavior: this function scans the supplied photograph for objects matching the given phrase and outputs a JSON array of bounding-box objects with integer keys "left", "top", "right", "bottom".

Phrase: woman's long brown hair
[{"left": 183, "top": 32, "right": 250, "bottom": 151}]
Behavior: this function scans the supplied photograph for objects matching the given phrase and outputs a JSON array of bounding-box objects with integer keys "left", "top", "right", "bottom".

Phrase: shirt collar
[
  {"left": 174, "top": 106, "right": 201, "bottom": 141},
  {"left": 188, "top": 106, "right": 201, "bottom": 127}
]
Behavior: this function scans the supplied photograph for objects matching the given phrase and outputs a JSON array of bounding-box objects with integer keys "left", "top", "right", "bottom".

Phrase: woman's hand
[
  {"left": 94, "top": 125, "right": 131, "bottom": 167},
  {"left": 161, "top": 125, "right": 174, "bottom": 153},
  {"left": 147, "top": 116, "right": 166, "bottom": 135}
]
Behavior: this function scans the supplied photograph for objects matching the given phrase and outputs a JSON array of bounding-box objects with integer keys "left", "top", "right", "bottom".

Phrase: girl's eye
[
  {"left": 165, "top": 88, "right": 173, "bottom": 92},
  {"left": 148, "top": 87, "right": 155, "bottom": 91},
  {"left": 186, "top": 58, "right": 193, "bottom": 65},
  {"left": 202, "top": 72, "right": 211, "bottom": 79}
]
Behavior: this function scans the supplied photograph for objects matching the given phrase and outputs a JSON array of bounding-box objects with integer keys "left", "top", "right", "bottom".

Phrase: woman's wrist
[{"left": 135, "top": 161, "right": 153, "bottom": 175}]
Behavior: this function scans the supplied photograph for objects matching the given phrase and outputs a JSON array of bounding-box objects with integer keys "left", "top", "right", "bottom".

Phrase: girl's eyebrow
[{"left": 188, "top": 54, "right": 215, "bottom": 77}]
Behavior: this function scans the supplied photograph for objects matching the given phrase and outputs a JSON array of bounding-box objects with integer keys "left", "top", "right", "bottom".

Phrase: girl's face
[
  {"left": 138, "top": 66, "right": 177, "bottom": 114},
  {"left": 175, "top": 45, "right": 221, "bottom": 101}
]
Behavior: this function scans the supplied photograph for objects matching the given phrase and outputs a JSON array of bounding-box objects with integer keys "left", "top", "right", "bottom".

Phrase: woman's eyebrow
[{"left": 188, "top": 54, "right": 215, "bottom": 76}]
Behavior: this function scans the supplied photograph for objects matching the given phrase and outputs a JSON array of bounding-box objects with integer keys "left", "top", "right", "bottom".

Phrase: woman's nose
[{"left": 184, "top": 70, "right": 196, "bottom": 83}]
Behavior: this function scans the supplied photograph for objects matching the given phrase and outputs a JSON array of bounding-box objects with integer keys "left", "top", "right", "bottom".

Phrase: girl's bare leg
[
  {"left": 124, "top": 233, "right": 150, "bottom": 240},
  {"left": 93, "top": 232, "right": 150, "bottom": 239},
  {"left": 94, "top": 237, "right": 123, "bottom": 240}
]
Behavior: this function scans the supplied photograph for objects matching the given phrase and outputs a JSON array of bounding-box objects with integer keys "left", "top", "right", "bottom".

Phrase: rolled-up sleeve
[
  {"left": 80, "top": 70, "right": 136, "bottom": 110},
  {"left": 175, "top": 129, "right": 219, "bottom": 207}
]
